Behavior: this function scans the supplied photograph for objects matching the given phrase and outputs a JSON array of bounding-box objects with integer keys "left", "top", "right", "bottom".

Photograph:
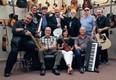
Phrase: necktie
[{"left": 42, "top": 16, "right": 47, "bottom": 30}]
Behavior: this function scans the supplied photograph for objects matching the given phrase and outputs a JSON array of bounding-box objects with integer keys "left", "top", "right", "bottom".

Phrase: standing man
[
  {"left": 4, "top": 13, "right": 37, "bottom": 77},
  {"left": 31, "top": 5, "right": 40, "bottom": 27},
  {"left": 80, "top": 7, "right": 96, "bottom": 38},
  {"left": 96, "top": 9, "right": 110, "bottom": 64},
  {"left": 38, "top": 6, "right": 49, "bottom": 36},
  {"left": 67, "top": 9, "right": 81, "bottom": 37},
  {"left": 48, "top": 7, "right": 67, "bottom": 35},
  {"left": 31, "top": 5, "right": 49, "bottom": 37},
  {"left": 38, "top": 27, "right": 62, "bottom": 76}
]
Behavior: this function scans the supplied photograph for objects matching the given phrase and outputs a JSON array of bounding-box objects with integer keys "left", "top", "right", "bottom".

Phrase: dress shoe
[
  {"left": 94, "top": 68, "right": 100, "bottom": 73},
  {"left": 40, "top": 69, "right": 46, "bottom": 76},
  {"left": 52, "top": 69, "right": 60, "bottom": 75},
  {"left": 4, "top": 73, "right": 10, "bottom": 77},
  {"left": 79, "top": 68, "right": 84, "bottom": 74}
]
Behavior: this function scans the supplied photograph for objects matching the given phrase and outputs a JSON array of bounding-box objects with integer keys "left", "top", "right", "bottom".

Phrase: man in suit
[
  {"left": 4, "top": 13, "right": 37, "bottom": 77},
  {"left": 37, "top": 6, "right": 49, "bottom": 36},
  {"left": 48, "top": 7, "right": 67, "bottom": 35},
  {"left": 67, "top": 9, "right": 81, "bottom": 37}
]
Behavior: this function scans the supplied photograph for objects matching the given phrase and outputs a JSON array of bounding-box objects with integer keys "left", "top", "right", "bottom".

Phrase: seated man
[
  {"left": 4, "top": 13, "right": 37, "bottom": 77},
  {"left": 75, "top": 27, "right": 99, "bottom": 74},
  {"left": 38, "top": 27, "right": 62, "bottom": 76}
]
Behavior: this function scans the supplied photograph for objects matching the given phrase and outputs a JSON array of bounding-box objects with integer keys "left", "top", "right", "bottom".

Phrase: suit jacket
[
  {"left": 48, "top": 13, "right": 67, "bottom": 33},
  {"left": 11, "top": 20, "right": 36, "bottom": 46},
  {"left": 67, "top": 17, "right": 81, "bottom": 37}
]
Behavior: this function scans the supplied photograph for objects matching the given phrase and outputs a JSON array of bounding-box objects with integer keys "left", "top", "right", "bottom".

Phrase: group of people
[{"left": 4, "top": 4, "right": 110, "bottom": 77}]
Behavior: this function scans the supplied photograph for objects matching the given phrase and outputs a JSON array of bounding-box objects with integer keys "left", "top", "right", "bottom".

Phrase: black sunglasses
[{"left": 84, "top": 9, "right": 89, "bottom": 11}]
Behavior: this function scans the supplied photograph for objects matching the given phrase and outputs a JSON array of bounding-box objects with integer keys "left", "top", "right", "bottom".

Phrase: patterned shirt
[
  {"left": 80, "top": 15, "right": 95, "bottom": 36},
  {"left": 75, "top": 35, "right": 93, "bottom": 51},
  {"left": 40, "top": 36, "right": 56, "bottom": 47}
]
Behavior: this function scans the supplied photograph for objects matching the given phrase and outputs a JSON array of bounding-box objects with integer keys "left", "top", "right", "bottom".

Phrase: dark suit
[
  {"left": 48, "top": 14, "right": 67, "bottom": 35},
  {"left": 34, "top": 12, "right": 49, "bottom": 36},
  {"left": 67, "top": 17, "right": 81, "bottom": 37},
  {"left": 4, "top": 20, "right": 37, "bottom": 74}
]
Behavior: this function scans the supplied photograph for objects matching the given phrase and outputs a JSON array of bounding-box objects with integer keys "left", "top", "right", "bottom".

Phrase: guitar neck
[
  {"left": 12, "top": 0, "right": 15, "bottom": 16},
  {"left": 110, "top": 0, "right": 113, "bottom": 14}
]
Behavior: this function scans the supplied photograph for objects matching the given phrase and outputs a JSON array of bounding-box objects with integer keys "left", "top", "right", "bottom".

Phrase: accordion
[{"left": 84, "top": 41, "right": 98, "bottom": 71}]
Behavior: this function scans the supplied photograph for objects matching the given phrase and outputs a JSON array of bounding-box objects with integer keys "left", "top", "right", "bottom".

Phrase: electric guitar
[{"left": 8, "top": 0, "right": 17, "bottom": 27}]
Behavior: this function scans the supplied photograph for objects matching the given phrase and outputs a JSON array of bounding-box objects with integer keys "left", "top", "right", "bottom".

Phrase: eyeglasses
[{"left": 84, "top": 9, "right": 89, "bottom": 11}]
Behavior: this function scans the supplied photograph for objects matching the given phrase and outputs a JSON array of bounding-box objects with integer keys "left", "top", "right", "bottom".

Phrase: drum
[{"left": 53, "top": 28, "right": 62, "bottom": 37}]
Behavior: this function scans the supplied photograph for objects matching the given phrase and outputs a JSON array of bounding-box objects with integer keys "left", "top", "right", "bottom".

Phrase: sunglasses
[{"left": 84, "top": 9, "right": 89, "bottom": 11}]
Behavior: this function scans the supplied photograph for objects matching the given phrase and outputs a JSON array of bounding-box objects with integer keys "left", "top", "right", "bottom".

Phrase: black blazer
[
  {"left": 67, "top": 17, "right": 81, "bottom": 37},
  {"left": 48, "top": 14, "right": 68, "bottom": 32},
  {"left": 11, "top": 20, "right": 36, "bottom": 46}
]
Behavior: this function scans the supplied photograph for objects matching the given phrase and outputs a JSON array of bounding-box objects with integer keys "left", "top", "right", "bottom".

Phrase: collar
[{"left": 79, "top": 35, "right": 87, "bottom": 39}]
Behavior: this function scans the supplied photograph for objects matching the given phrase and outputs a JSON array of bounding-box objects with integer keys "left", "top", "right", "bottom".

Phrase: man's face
[
  {"left": 54, "top": 8, "right": 60, "bottom": 16},
  {"left": 31, "top": 6, "right": 37, "bottom": 14},
  {"left": 42, "top": 9, "right": 48, "bottom": 15},
  {"left": 45, "top": 27, "right": 51, "bottom": 37},
  {"left": 80, "top": 27, "right": 86, "bottom": 35},
  {"left": 84, "top": 8, "right": 90, "bottom": 15},
  {"left": 97, "top": 10, "right": 103, "bottom": 17},
  {"left": 24, "top": 15, "right": 32, "bottom": 25},
  {"left": 70, "top": 10, "right": 76, "bottom": 18}
]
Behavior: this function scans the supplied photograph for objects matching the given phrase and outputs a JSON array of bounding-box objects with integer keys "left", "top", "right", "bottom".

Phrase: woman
[{"left": 57, "top": 29, "right": 74, "bottom": 74}]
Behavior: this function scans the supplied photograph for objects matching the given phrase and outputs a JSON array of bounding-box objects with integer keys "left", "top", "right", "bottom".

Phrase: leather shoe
[
  {"left": 52, "top": 69, "right": 60, "bottom": 75},
  {"left": 4, "top": 73, "right": 10, "bottom": 77},
  {"left": 40, "top": 69, "right": 46, "bottom": 76},
  {"left": 94, "top": 68, "right": 99, "bottom": 73},
  {"left": 79, "top": 68, "right": 84, "bottom": 74}
]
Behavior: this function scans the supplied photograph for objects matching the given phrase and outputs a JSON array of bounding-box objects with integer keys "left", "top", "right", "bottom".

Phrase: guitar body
[
  {"left": 9, "top": 18, "right": 16, "bottom": 27},
  {"left": 2, "top": 34, "right": 8, "bottom": 51},
  {"left": 28, "top": 0, "right": 39, "bottom": 10},
  {"left": 63, "top": 43, "right": 72, "bottom": 52},
  {"left": 59, "top": 2, "right": 67, "bottom": 14},
  {"left": 70, "top": 0, "right": 78, "bottom": 11},
  {"left": 82, "top": 0, "right": 92, "bottom": 10},
  {"left": 95, "top": 33, "right": 111, "bottom": 50},
  {"left": 16, "top": 0, "right": 28, "bottom": 8},
  {"left": 2, "top": 20, "right": 9, "bottom": 51}
]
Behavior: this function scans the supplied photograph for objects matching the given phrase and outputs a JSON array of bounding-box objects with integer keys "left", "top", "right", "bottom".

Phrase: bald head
[
  {"left": 70, "top": 9, "right": 76, "bottom": 17},
  {"left": 45, "top": 27, "right": 51, "bottom": 37},
  {"left": 80, "top": 27, "right": 86, "bottom": 35},
  {"left": 54, "top": 7, "right": 60, "bottom": 16}
]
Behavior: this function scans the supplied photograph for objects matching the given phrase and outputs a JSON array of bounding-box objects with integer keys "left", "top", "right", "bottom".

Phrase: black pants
[
  {"left": 4, "top": 39, "right": 36, "bottom": 73},
  {"left": 100, "top": 49, "right": 108, "bottom": 63},
  {"left": 75, "top": 48, "right": 100, "bottom": 69}
]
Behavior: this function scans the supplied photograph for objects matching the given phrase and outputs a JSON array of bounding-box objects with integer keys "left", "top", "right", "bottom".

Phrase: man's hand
[
  {"left": 60, "top": 15, "right": 64, "bottom": 19},
  {"left": 25, "top": 30, "right": 32, "bottom": 36},
  {"left": 41, "top": 46, "right": 49, "bottom": 50},
  {"left": 57, "top": 23, "right": 61, "bottom": 28},
  {"left": 98, "top": 29, "right": 103, "bottom": 33},
  {"left": 91, "top": 32, "right": 95, "bottom": 38},
  {"left": 16, "top": 28, "right": 24, "bottom": 32}
]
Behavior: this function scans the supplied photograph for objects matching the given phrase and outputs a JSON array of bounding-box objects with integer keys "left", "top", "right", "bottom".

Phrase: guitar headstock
[
  {"left": 45, "top": 2, "right": 50, "bottom": 7},
  {"left": 53, "top": 3, "right": 57, "bottom": 7}
]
